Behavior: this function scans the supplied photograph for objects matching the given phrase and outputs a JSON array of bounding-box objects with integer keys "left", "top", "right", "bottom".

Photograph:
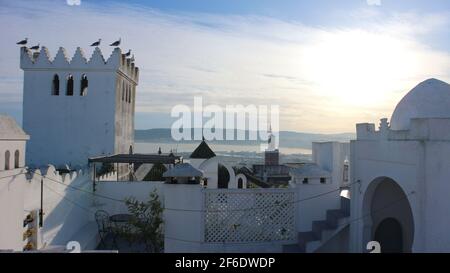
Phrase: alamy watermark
[{"left": 171, "top": 97, "right": 279, "bottom": 151}]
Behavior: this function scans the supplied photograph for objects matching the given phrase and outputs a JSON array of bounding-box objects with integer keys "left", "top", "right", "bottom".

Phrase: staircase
[{"left": 283, "top": 196, "right": 350, "bottom": 253}]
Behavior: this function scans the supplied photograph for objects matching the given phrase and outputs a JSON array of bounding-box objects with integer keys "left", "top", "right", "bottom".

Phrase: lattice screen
[{"left": 204, "top": 189, "right": 296, "bottom": 243}]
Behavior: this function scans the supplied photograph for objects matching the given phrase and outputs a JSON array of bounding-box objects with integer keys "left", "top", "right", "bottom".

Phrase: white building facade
[
  {"left": 0, "top": 115, "right": 29, "bottom": 250},
  {"left": 350, "top": 78, "right": 450, "bottom": 252},
  {"left": 20, "top": 46, "right": 138, "bottom": 168}
]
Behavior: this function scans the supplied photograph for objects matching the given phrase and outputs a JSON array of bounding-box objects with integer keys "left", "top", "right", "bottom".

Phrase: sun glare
[{"left": 301, "top": 30, "right": 420, "bottom": 106}]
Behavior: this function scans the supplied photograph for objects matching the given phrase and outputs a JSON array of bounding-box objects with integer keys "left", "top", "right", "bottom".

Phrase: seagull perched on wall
[
  {"left": 109, "top": 38, "right": 121, "bottom": 47},
  {"left": 16, "top": 38, "right": 28, "bottom": 45},
  {"left": 29, "top": 43, "right": 40, "bottom": 51},
  {"left": 125, "top": 49, "right": 131, "bottom": 57},
  {"left": 90, "top": 39, "right": 101, "bottom": 47}
]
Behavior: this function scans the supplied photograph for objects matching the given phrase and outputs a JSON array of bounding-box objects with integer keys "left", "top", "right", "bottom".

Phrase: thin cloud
[
  {"left": 66, "top": 0, "right": 81, "bottom": 6},
  {"left": 366, "top": 0, "right": 381, "bottom": 6}
]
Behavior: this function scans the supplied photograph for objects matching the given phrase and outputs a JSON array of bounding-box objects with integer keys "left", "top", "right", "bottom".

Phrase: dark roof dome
[{"left": 190, "top": 140, "right": 216, "bottom": 159}]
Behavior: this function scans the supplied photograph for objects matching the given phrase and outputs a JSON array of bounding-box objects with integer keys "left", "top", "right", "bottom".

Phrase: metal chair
[{"left": 95, "top": 210, "right": 116, "bottom": 249}]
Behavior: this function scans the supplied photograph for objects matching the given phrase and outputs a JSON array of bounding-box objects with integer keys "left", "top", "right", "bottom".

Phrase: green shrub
[{"left": 124, "top": 189, "right": 164, "bottom": 252}]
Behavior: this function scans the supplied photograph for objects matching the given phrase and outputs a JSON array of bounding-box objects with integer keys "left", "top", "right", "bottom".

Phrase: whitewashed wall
[
  {"left": 294, "top": 142, "right": 348, "bottom": 232},
  {"left": 350, "top": 139, "right": 422, "bottom": 252},
  {"left": 313, "top": 142, "right": 350, "bottom": 188},
  {"left": 164, "top": 185, "right": 297, "bottom": 253},
  {"left": 348, "top": 117, "right": 450, "bottom": 253},
  {"left": 164, "top": 184, "right": 205, "bottom": 252},
  {"left": 0, "top": 168, "right": 27, "bottom": 250},
  {"left": 0, "top": 165, "right": 97, "bottom": 251},
  {"left": 423, "top": 140, "right": 450, "bottom": 252},
  {"left": 22, "top": 66, "right": 118, "bottom": 168},
  {"left": 24, "top": 166, "right": 96, "bottom": 249},
  {"left": 0, "top": 140, "right": 26, "bottom": 171}
]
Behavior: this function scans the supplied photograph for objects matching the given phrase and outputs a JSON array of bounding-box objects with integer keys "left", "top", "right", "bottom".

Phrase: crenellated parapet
[
  {"left": 356, "top": 117, "right": 450, "bottom": 141},
  {"left": 26, "top": 164, "right": 92, "bottom": 184},
  {"left": 98, "top": 170, "right": 118, "bottom": 181},
  {"left": 20, "top": 46, "right": 139, "bottom": 83}
]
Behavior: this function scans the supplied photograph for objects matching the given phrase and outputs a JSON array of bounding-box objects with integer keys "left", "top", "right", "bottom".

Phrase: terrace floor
[{"left": 96, "top": 233, "right": 150, "bottom": 253}]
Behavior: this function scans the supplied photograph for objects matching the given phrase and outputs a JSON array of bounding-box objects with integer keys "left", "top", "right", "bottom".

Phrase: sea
[{"left": 134, "top": 141, "right": 312, "bottom": 166}]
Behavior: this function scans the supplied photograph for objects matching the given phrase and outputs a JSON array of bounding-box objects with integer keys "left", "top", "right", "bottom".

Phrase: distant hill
[{"left": 135, "top": 128, "right": 355, "bottom": 150}]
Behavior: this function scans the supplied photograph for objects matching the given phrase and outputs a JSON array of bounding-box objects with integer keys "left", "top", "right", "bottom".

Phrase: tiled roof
[
  {"left": 290, "top": 163, "right": 331, "bottom": 178},
  {"left": 163, "top": 163, "right": 203, "bottom": 177}
]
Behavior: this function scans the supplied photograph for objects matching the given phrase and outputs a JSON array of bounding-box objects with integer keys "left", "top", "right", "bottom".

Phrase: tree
[{"left": 124, "top": 189, "right": 164, "bottom": 252}]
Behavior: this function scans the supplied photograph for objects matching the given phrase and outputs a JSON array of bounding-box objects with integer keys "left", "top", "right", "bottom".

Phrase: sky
[{"left": 0, "top": 0, "right": 449, "bottom": 133}]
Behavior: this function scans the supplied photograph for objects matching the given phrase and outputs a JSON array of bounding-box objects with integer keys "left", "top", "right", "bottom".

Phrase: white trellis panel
[{"left": 204, "top": 188, "right": 296, "bottom": 243}]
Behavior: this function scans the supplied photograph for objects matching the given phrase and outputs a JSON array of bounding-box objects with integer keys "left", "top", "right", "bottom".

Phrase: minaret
[
  {"left": 20, "top": 46, "right": 139, "bottom": 168},
  {"left": 342, "top": 155, "right": 349, "bottom": 185},
  {"left": 264, "top": 125, "right": 279, "bottom": 165}
]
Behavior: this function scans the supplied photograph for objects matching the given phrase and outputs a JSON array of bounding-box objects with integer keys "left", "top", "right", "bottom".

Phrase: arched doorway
[
  {"left": 14, "top": 150, "right": 20, "bottom": 168},
  {"left": 235, "top": 173, "right": 248, "bottom": 189},
  {"left": 4, "top": 150, "right": 10, "bottom": 170},
  {"left": 218, "top": 164, "right": 230, "bottom": 189},
  {"left": 374, "top": 218, "right": 403, "bottom": 253},
  {"left": 362, "top": 177, "right": 414, "bottom": 253},
  {"left": 237, "top": 178, "right": 243, "bottom": 189}
]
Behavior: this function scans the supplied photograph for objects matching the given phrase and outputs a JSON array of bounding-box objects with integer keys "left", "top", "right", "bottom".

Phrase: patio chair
[{"left": 95, "top": 210, "right": 117, "bottom": 249}]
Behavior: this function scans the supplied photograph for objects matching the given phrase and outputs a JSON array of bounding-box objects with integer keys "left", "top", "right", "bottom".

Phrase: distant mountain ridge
[{"left": 135, "top": 128, "right": 355, "bottom": 150}]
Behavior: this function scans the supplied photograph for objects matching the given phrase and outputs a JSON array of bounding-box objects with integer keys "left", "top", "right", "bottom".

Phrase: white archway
[
  {"left": 235, "top": 173, "right": 247, "bottom": 189},
  {"left": 362, "top": 177, "right": 414, "bottom": 253}
]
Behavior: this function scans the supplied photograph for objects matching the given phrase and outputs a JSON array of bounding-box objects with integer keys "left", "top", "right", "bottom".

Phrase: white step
[
  {"left": 306, "top": 240, "right": 322, "bottom": 253},
  {"left": 305, "top": 216, "right": 350, "bottom": 253}
]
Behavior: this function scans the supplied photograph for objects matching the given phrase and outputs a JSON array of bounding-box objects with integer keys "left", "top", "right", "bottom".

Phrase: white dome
[{"left": 390, "top": 78, "right": 450, "bottom": 130}]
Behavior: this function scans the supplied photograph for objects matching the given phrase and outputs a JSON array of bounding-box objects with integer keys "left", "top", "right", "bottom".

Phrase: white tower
[{"left": 20, "top": 46, "right": 139, "bottom": 168}]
